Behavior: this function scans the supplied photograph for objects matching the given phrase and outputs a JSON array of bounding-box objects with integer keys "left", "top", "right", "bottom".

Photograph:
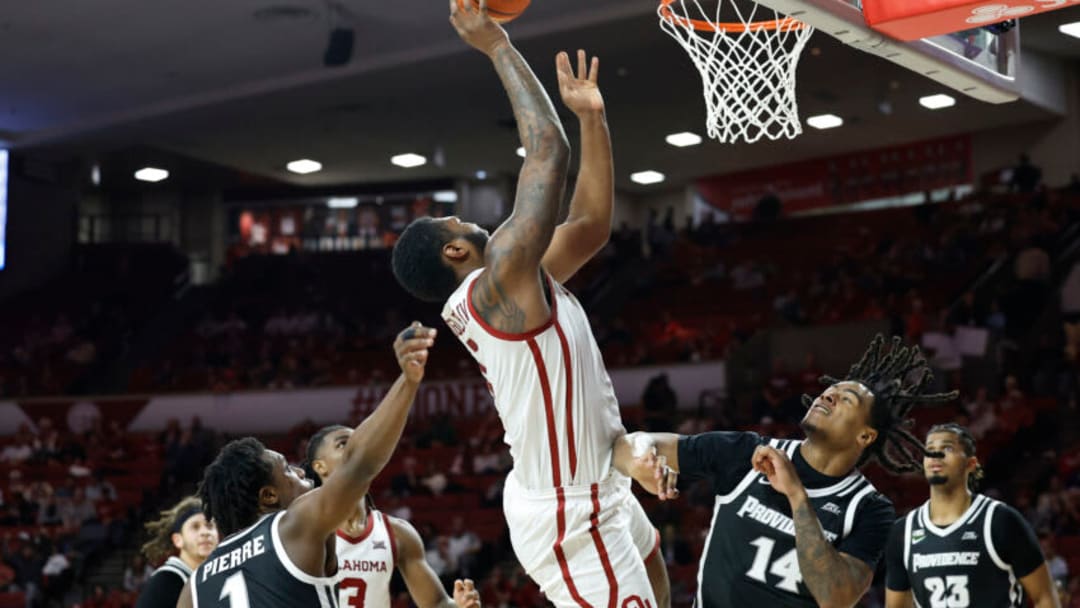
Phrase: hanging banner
[{"left": 695, "top": 134, "right": 972, "bottom": 221}]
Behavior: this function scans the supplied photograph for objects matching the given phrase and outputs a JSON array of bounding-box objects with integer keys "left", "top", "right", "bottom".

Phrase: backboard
[{"left": 755, "top": 0, "right": 1021, "bottom": 103}]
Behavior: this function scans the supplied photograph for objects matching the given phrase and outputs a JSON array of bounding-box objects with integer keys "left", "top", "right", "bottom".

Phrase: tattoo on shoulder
[{"left": 472, "top": 271, "right": 526, "bottom": 333}]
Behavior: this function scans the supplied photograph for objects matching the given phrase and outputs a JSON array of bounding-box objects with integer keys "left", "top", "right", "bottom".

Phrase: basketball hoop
[{"left": 658, "top": 0, "right": 814, "bottom": 144}]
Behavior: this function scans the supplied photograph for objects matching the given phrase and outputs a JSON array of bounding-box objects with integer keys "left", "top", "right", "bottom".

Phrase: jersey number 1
[
  {"left": 221, "top": 573, "right": 250, "bottom": 608},
  {"left": 746, "top": 536, "right": 803, "bottom": 593}
]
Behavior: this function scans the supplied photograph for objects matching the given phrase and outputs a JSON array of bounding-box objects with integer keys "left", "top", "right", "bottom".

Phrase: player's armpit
[
  {"left": 1019, "top": 563, "right": 1062, "bottom": 608},
  {"left": 390, "top": 517, "right": 457, "bottom": 608},
  {"left": 176, "top": 579, "right": 194, "bottom": 608},
  {"left": 884, "top": 588, "right": 914, "bottom": 608}
]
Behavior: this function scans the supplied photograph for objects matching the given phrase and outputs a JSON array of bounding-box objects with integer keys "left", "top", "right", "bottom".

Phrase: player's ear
[
  {"left": 258, "top": 484, "right": 279, "bottom": 508},
  {"left": 311, "top": 459, "right": 328, "bottom": 480},
  {"left": 857, "top": 426, "right": 878, "bottom": 450},
  {"left": 171, "top": 532, "right": 184, "bottom": 551},
  {"left": 443, "top": 239, "right": 471, "bottom": 262}
]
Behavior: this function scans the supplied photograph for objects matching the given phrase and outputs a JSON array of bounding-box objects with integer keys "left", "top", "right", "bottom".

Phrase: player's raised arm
[
  {"left": 542, "top": 50, "right": 613, "bottom": 284},
  {"left": 451, "top": 0, "right": 570, "bottom": 333},
  {"left": 281, "top": 323, "right": 434, "bottom": 543}
]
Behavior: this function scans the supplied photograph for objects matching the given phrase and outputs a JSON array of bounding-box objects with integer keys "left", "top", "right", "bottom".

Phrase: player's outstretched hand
[
  {"left": 751, "top": 446, "right": 804, "bottom": 498},
  {"left": 630, "top": 445, "right": 679, "bottom": 501},
  {"left": 394, "top": 321, "right": 436, "bottom": 385},
  {"left": 453, "top": 579, "right": 481, "bottom": 608},
  {"left": 450, "top": 0, "right": 509, "bottom": 57},
  {"left": 556, "top": 49, "right": 604, "bottom": 117}
]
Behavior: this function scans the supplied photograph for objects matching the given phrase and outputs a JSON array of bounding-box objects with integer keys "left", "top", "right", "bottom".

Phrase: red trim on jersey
[
  {"left": 382, "top": 512, "right": 399, "bottom": 567},
  {"left": 527, "top": 338, "right": 562, "bottom": 487},
  {"left": 465, "top": 272, "right": 558, "bottom": 341},
  {"left": 553, "top": 320, "right": 578, "bottom": 481},
  {"left": 336, "top": 510, "right": 377, "bottom": 544},
  {"left": 554, "top": 487, "right": 593, "bottom": 608},
  {"left": 589, "top": 483, "right": 619, "bottom": 608},
  {"left": 645, "top": 528, "right": 662, "bottom": 563}
]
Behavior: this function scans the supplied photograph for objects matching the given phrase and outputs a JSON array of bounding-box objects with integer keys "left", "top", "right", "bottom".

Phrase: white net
[{"left": 658, "top": 0, "right": 814, "bottom": 144}]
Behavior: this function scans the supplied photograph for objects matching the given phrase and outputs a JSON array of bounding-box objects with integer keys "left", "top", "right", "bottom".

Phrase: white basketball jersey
[
  {"left": 335, "top": 510, "right": 396, "bottom": 608},
  {"left": 442, "top": 269, "right": 625, "bottom": 490}
]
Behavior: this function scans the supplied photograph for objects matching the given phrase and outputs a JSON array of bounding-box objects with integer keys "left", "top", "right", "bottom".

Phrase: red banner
[
  {"left": 695, "top": 134, "right": 972, "bottom": 221},
  {"left": 863, "top": 0, "right": 1080, "bottom": 41}
]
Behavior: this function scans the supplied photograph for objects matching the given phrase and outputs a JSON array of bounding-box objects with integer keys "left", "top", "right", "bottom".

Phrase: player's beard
[
  {"left": 464, "top": 229, "right": 489, "bottom": 253},
  {"left": 927, "top": 474, "right": 949, "bottom": 486}
]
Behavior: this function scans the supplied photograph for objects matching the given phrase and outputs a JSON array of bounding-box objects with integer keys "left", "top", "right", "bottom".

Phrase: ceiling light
[
  {"left": 327, "top": 197, "right": 358, "bottom": 208},
  {"left": 1059, "top": 21, "right": 1080, "bottom": 39},
  {"left": 433, "top": 190, "right": 458, "bottom": 203},
  {"left": 806, "top": 114, "right": 844, "bottom": 130},
  {"left": 665, "top": 132, "right": 702, "bottom": 147},
  {"left": 919, "top": 94, "right": 956, "bottom": 110},
  {"left": 475, "top": 170, "right": 488, "bottom": 180},
  {"left": 630, "top": 171, "right": 665, "bottom": 185},
  {"left": 287, "top": 159, "right": 322, "bottom": 174},
  {"left": 134, "top": 167, "right": 169, "bottom": 183},
  {"left": 91, "top": 164, "right": 101, "bottom": 186},
  {"left": 391, "top": 153, "right": 426, "bottom": 168},
  {"left": 516, "top": 147, "right": 526, "bottom": 158}
]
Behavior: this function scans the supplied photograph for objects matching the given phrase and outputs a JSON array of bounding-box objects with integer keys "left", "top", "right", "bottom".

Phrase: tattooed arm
[
  {"left": 450, "top": 0, "right": 570, "bottom": 334},
  {"left": 752, "top": 446, "right": 873, "bottom": 608},
  {"left": 789, "top": 492, "right": 873, "bottom": 607}
]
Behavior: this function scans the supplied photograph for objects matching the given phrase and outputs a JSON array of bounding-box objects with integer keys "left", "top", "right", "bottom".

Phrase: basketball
[{"left": 459, "top": 0, "right": 531, "bottom": 23}]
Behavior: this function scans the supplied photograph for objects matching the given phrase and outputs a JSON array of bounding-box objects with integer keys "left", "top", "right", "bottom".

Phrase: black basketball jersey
[
  {"left": 679, "top": 433, "right": 895, "bottom": 608},
  {"left": 192, "top": 512, "right": 339, "bottom": 608},
  {"left": 885, "top": 494, "right": 1045, "bottom": 608}
]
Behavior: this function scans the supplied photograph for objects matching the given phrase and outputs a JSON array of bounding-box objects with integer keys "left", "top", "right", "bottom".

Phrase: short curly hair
[
  {"left": 391, "top": 217, "right": 458, "bottom": 303},
  {"left": 198, "top": 437, "right": 274, "bottom": 537}
]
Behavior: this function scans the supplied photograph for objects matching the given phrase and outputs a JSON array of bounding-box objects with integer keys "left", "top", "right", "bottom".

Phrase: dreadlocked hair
[
  {"left": 800, "top": 334, "right": 958, "bottom": 475},
  {"left": 198, "top": 437, "right": 273, "bottom": 538},
  {"left": 303, "top": 425, "right": 349, "bottom": 488},
  {"left": 928, "top": 423, "right": 985, "bottom": 492},
  {"left": 141, "top": 495, "right": 201, "bottom": 564}
]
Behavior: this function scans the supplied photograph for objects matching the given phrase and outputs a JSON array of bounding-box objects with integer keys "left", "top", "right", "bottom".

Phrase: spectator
[
  {"left": 1040, "top": 534, "right": 1069, "bottom": 586},
  {"left": 82, "top": 584, "right": 120, "bottom": 608},
  {"left": 642, "top": 373, "right": 679, "bottom": 432},
  {"left": 1009, "top": 153, "right": 1043, "bottom": 193},
  {"left": 85, "top": 471, "right": 118, "bottom": 504},
  {"left": 425, "top": 536, "right": 458, "bottom": 580},
  {"left": 122, "top": 554, "right": 153, "bottom": 593},
  {"left": 59, "top": 487, "right": 97, "bottom": 529},
  {"left": 391, "top": 456, "right": 424, "bottom": 497},
  {"left": 447, "top": 516, "right": 482, "bottom": 576},
  {"left": 0, "top": 439, "right": 32, "bottom": 465}
]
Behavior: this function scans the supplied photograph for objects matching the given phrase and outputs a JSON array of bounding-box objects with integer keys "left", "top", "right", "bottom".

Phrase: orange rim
[{"left": 659, "top": 0, "right": 807, "bottom": 32}]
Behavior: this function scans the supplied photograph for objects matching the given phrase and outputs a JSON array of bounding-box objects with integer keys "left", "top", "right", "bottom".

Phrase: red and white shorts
[{"left": 504, "top": 471, "right": 660, "bottom": 608}]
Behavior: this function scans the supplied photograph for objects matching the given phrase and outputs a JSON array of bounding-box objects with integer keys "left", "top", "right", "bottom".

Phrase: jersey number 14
[{"left": 746, "top": 536, "right": 803, "bottom": 593}]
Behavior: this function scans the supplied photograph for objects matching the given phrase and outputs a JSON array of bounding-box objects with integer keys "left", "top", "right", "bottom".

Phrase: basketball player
[
  {"left": 134, "top": 496, "right": 218, "bottom": 608},
  {"left": 884, "top": 423, "right": 1061, "bottom": 608},
  {"left": 177, "top": 322, "right": 435, "bottom": 607},
  {"left": 303, "top": 424, "right": 482, "bottom": 608},
  {"left": 617, "top": 336, "right": 957, "bottom": 607},
  {"left": 390, "top": 2, "right": 668, "bottom": 606}
]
